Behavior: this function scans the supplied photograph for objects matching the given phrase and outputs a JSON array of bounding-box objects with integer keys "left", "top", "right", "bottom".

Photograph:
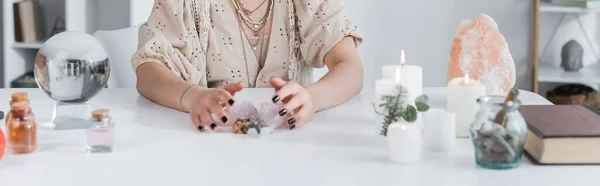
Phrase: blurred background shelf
[
  {"left": 0, "top": 0, "right": 153, "bottom": 88},
  {"left": 533, "top": 0, "right": 600, "bottom": 93},
  {"left": 537, "top": 64, "right": 600, "bottom": 90},
  {"left": 540, "top": 2, "right": 600, "bottom": 13},
  {"left": 12, "top": 42, "right": 43, "bottom": 49}
]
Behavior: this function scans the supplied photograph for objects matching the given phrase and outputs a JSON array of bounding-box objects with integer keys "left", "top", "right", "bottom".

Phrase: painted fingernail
[
  {"left": 197, "top": 125, "right": 204, "bottom": 131},
  {"left": 228, "top": 99, "right": 235, "bottom": 105},
  {"left": 279, "top": 109, "right": 288, "bottom": 116},
  {"left": 272, "top": 96, "right": 280, "bottom": 103},
  {"left": 210, "top": 123, "right": 217, "bottom": 130},
  {"left": 288, "top": 118, "right": 296, "bottom": 125},
  {"left": 222, "top": 116, "right": 228, "bottom": 123},
  {"left": 290, "top": 124, "right": 296, "bottom": 130}
]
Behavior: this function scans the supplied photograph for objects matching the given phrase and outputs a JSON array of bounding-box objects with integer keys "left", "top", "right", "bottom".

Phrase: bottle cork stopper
[
  {"left": 11, "top": 92, "right": 28, "bottom": 102},
  {"left": 10, "top": 101, "right": 30, "bottom": 110},
  {"left": 503, "top": 88, "right": 519, "bottom": 103},
  {"left": 92, "top": 109, "right": 110, "bottom": 120},
  {"left": 494, "top": 88, "right": 520, "bottom": 125}
]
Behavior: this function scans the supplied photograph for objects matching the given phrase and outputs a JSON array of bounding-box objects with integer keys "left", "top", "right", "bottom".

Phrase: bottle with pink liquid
[{"left": 86, "top": 109, "right": 115, "bottom": 153}]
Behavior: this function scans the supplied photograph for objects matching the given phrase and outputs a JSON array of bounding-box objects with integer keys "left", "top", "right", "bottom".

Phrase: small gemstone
[
  {"left": 254, "top": 24, "right": 259, "bottom": 29},
  {"left": 251, "top": 45, "right": 257, "bottom": 51}
]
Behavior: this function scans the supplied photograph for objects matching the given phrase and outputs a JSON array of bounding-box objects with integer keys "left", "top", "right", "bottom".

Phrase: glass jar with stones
[{"left": 470, "top": 95, "right": 527, "bottom": 169}]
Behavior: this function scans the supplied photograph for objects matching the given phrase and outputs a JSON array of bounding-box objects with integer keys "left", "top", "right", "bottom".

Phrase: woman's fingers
[
  {"left": 215, "top": 88, "right": 235, "bottom": 106},
  {"left": 190, "top": 112, "right": 204, "bottom": 132},
  {"left": 285, "top": 106, "right": 302, "bottom": 130},
  {"left": 272, "top": 82, "right": 298, "bottom": 103},
  {"left": 269, "top": 77, "right": 287, "bottom": 91},
  {"left": 223, "top": 82, "right": 245, "bottom": 95},
  {"left": 199, "top": 109, "right": 216, "bottom": 131},
  {"left": 207, "top": 99, "right": 229, "bottom": 126},
  {"left": 279, "top": 94, "right": 305, "bottom": 117},
  {"left": 288, "top": 105, "right": 312, "bottom": 130}
]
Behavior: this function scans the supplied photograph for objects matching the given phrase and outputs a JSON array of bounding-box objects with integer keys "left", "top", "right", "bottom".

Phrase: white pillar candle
[
  {"left": 423, "top": 108, "right": 456, "bottom": 151},
  {"left": 375, "top": 79, "right": 397, "bottom": 103},
  {"left": 381, "top": 50, "right": 422, "bottom": 103},
  {"left": 375, "top": 69, "right": 402, "bottom": 134},
  {"left": 387, "top": 123, "right": 422, "bottom": 163},
  {"left": 447, "top": 74, "right": 486, "bottom": 138}
]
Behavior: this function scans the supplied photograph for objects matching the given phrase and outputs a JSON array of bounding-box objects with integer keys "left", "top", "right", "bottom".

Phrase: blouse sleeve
[
  {"left": 131, "top": 0, "right": 204, "bottom": 84},
  {"left": 295, "top": 0, "right": 363, "bottom": 68}
]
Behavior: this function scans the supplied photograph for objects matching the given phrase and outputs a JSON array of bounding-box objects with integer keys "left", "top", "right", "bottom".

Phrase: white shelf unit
[
  {"left": 12, "top": 42, "right": 44, "bottom": 49},
  {"left": 1, "top": 0, "right": 154, "bottom": 88},
  {"left": 538, "top": 64, "right": 600, "bottom": 90},
  {"left": 540, "top": 2, "right": 600, "bottom": 13},
  {"left": 533, "top": 0, "right": 600, "bottom": 92}
]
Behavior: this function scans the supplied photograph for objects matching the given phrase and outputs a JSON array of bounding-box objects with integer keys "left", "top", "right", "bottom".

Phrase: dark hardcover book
[{"left": 521, "top": 105, "right": 600, "bottom": 165}]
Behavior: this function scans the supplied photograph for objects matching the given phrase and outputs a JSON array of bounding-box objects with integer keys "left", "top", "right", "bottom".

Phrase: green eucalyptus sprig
[{"left": 372, "top": 85, "right": 430, "bottom": 136}]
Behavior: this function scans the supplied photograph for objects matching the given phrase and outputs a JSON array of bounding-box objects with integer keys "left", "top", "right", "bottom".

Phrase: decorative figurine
[
  {"left": 561, "top": 40, "right": 584, "bottom": 72},
  {"left": 46, "top": 17, "right": 66, "bottom": 41},
  {"left": 34, "top": 31, "right": 110, "bottom": 130}
]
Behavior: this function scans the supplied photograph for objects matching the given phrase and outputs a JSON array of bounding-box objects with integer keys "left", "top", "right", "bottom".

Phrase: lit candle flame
[
  {"left": 400, "top": 124, "right": 406, "bottom": 130},
  {"left": 464, "top": 73, "right": 470, "bottom": 85},
  {"left": 400, "top": 49, "right": 405, "bottom": 67},
  {"left": 395, "top": 67, "right": 401, "bottom": 84}
]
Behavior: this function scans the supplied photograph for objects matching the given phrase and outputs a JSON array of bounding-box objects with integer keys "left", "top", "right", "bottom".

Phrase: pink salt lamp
[{"left": 447, "top": 14, "right": 516, "bottom": 95}]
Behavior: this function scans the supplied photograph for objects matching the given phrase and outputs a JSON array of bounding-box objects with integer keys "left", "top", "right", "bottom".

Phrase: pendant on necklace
[
  {"left": 254, "top": 24, "right": 259, "bottom": 29},
  {"left": 252, "top": 45, "right": 257, "bottom": 51}
]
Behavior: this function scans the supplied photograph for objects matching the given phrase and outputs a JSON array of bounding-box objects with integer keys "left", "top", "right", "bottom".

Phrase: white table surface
[{"left": 0, "top": 87, "right": 598, "bottom": 186}]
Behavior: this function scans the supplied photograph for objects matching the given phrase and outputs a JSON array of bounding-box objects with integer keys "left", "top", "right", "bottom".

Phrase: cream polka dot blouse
[{"left": 131, "top": 0, "right": 363, "bottom": 88}]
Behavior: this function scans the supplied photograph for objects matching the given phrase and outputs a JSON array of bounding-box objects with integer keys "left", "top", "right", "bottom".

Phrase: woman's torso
[{"left": 205, "top": 0, "right": 292, "bottom": 88}]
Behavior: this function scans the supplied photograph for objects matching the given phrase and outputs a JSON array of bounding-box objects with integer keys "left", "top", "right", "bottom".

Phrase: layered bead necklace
[
  {"left": 232, "top": 0, "right": 274, "bottom": 51},
  {"left": 232, "top": 0, "right": 274, "bottom": 87}
]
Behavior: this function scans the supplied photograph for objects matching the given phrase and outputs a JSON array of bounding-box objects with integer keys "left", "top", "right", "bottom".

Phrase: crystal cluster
[{"left": 225, "top": 101, "right": 284, "bottom": 134}]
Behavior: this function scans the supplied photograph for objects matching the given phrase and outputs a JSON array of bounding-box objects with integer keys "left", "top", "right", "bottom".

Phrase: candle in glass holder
[
  {"left": 381, "top": 49, "right": 423, "bottom": 103},
  {"left": 447, "top": 74, "right": 486, "bottom": 138},
  {"left": 388, "top": 122, "right": 422, "bottom": 163}
]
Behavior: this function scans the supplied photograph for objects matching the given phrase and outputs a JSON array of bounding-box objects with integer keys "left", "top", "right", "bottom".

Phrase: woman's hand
[
  {"left": 182, "top": 82, "right": 245, "bottom": 132},
  {"left": 269, "top": 77, "right": 314, "bottom": 130}
]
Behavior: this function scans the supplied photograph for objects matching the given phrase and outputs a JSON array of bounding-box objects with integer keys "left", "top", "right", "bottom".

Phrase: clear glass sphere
[{"left": 34, "top": 31, "right": 110, "bottom": 103}]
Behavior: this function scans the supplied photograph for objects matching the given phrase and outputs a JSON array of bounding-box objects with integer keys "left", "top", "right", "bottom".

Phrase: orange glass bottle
[
  {"left": 7, "top": 101, "right": 37, "bottom": 154},
  {"left": 6, "top": 92, "right": 30, "bottom": 127}
]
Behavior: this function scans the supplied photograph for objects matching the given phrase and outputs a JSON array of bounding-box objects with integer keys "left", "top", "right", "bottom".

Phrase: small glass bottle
[
  {"left": 86, "top": 109, "right": 115, "bottom": 153},
  {"left": 469, "top": 95, "right": 527, "bottom": 170},
  {"left": 7, "top": 101, "right": 37, "bottom": 154},
  {"left": 6, "top": 92, "right": 31, "bottom": 127}
]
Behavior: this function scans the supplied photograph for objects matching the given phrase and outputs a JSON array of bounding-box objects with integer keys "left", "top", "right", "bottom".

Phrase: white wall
[
  {"left": 94, "top": 0, "right": 153, "bottom": 31},
  {"left": 96, "top": 0, "right": 130, "bottom": 30},
  {"left": 130, "top": 0, "right": 154, "bottom": 26},
  {"left": 343, "top": 0, "right": 599, "bottom": 93},
  {"left": 341, "top": 0, "right": 535, "bottom": 90}
]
